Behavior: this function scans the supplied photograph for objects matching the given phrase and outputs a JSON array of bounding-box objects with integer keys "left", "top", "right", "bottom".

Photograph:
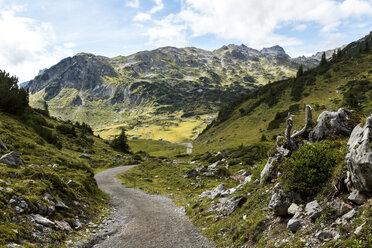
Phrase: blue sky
[{"left": 0, "top": 0, "right": 372, "bottom": 82}]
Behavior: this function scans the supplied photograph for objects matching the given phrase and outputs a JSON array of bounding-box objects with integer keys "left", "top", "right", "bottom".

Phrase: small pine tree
[
  {"left": 260, "top": 134, "right": 267, "bottom": 142},
  {"left": 110, "top": 129, "right": 130, "bottom": 153},
  {"left": 320, "top": 52, "right": 327, "bottom": 66},
  {"left": 365, "top": 42, "right": 370, "bottom": 52},
  {"left": 296, "top": 65, "right": 304, "bottom": 78}
]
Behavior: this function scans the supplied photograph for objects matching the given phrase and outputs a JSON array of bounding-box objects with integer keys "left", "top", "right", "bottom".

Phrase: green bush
[
  {"left": 282, "top": 142, "right": 342, "bottom": 198},
  {"left": 56, "top": 124, "right": 77, "bottom": 137}
]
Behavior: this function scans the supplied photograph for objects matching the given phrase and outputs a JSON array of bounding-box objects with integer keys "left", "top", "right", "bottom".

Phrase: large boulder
[
  {"left": 0, "top": 139, "right": 8, "bottom": 151},
  {"left": 309, "top": 108, "right": 351, "bottom": 142},
  {"left": 305, "top": 200, "right": 322, "bottom": 220},
  {"left": 268, "top": 190, "right": 301, "bottom": 216},
  {"left": 0, "top": 152, "right": 23, "bottom": 166},
  {"left": 345, "top": 115, "right": 372, "bottom": 192}
]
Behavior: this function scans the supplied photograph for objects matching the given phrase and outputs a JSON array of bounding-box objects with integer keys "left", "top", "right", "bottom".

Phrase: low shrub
[{"left": 282, "top": 142, "right": 342, "bottom": 198}]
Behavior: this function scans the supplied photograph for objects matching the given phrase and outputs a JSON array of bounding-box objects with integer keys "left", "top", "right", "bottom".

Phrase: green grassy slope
[
  {"left": 195, "top": 34, "right": 372, "bottom": 153},
  {"left": 0, "top": 109, "right": 133, "bottom": 247}
]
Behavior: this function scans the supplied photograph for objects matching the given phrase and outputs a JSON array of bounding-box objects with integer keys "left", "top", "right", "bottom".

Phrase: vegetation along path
[{"left": 90, "top": 166, "right": 214, "bottom": 248}]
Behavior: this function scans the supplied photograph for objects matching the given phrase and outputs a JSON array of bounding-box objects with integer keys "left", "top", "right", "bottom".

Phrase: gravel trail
[{"left": 88, "top": 166, "right": 214, "bottom": 248}]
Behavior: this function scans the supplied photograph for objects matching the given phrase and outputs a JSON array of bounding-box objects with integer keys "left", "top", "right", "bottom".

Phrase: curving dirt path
[{"left": 88, "top": 166, "right": 214, "bottom": 248}]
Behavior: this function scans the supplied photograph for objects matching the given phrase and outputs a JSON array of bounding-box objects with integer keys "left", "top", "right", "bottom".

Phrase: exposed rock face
[
  {"left": 0, "top": 139, "right": 8, "bottom": 151},
  {"left": 27, "top": 45, "right": 321, "bottom": 128},
  {"left": 268, "top": 190, "right": 301, "bottom": 216},
  {"left": 345, "top": 115, "right": 372, "bottom": 192},
  {"left": 0, "top": 152, "right": 23, "bottom": 166},
  {"left": 305, "top": 200, "right": 322, "bottom": 220},
  {"left": 309, "top": 108, "right": 351, "bottom": 141}
]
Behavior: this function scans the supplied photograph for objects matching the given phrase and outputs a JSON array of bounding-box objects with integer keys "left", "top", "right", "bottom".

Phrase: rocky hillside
[
  {"left": 27, "top": 44, "right": 320, "bottom": 129},
  {"left": 195, "top": 31, "right": 372, "bottom": 152},
  {"left": 0, "top": 70, "right": 140, "bottom": 246},
  {"left": 116, "top": 32, "right": 372, "bottom": 248}
]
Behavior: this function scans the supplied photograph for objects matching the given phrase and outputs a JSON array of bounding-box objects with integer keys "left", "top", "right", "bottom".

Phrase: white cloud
[
  {"left": 0, "top": 5, "right": 74, "bottom": 82},
  {"left": 64, "top": 42, "right": 77, "bottom": 48},
  {"left": 126, "top": 0, "right": 140, "bottom": 9},
  {"left": 133, "top": 12, "right": 152, "bottom": 22},
  {"left": 145, "top": 15, "right": 188, "bottom": 47},
  {"left": 141, "top": 0, "right": 372, "bottom": 50},
  {"left": 150, "top": 0, "right": 164, "bottom": 14}
]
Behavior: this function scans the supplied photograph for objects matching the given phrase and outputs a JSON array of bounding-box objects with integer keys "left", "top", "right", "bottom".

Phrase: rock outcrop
[
  {"left": 309, "top": 108, "right": 351, "bottom": 141},
  {"left": 345, "top": 115, "right": 372, "bottom": 192},
  {"left": 209, "top": 196, "right": 246, "bottom": 216},
  {"left": 0, "top": 151, "right": 23, "bottom": 166}
]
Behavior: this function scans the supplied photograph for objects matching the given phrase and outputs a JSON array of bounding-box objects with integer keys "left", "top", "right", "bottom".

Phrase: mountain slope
[
  {"left": 195, "top": 31, "right": 372, "bottom": 152},
  {"left": 27, "top": 45, "right": 319, "bottom": 133}
]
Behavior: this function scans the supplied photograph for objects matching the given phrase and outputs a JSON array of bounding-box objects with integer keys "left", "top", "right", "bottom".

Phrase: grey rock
[
  {"left": 288, "top": 203, "right": 302, "bottom": 215},
  {"left": 333, "top": 199, "right": 353, "bottom": 216},
  {"left": 287, "top": 218, "right": 302, "bottom": 233},
  {"left": 208, "top": 162, "right": 218, "bottom": 170},
  {"left": 348, "top": 189, "right": 367, "bottom": 205},
  {"left": 43, "top": 192, "right": 54, "bottom": 201},
  {"left": 183, "top": 169, "right": 198, "bottom": 178},
  {"left": 55, "top": 220, "right": 72, "bottom": 232},
  {"left": 29, "top": 214, "right": 55, "bottom": 227},
  {"left": 6, "top": 244, "right": 24, "bottom": 248},
  {"left": 209, "top": 196, "right": 246, "bottom": 216},
  {"left": 9, "top": 196, "right": 28, "bottom": 214},
  {"left": 309, "top": 108, "right": 351, "bottom": 142},
  {"left": 305, "top": 200, "right": 322, "bottom": 220},
  {"left": 268, "top": 190, "right": 301, "bottom": 216},
  {"left": 345, "top": 115, "right": 372, "bottom": 192},
  {"left": 0, "top": 151, "right": 23, "bottom": 166},
  {"left": 200, "top": 184, "right": 228, "bottom": 199},
  {"left": 67, "top": 180, "right": 79, "bottom": 187},
  {"left": 316, "top": 231, "right": 333, "bottom": 242},
  {"left": 55, "top": 200, "right": 69, "bottom": 209},
  {"left": 0, "top": 139, "right": 8, "bottom": 151},
  {"left": 71, "top": 218, "right": 82, "bottom": 230},
  {"left": 342, "top": 209, "right": 356, "bottom": 221},
  {"left": 79, "top": 153, "right": 91, "bottom": 159},
  {"left": 202, "top": 172, "right": 215, "bottom": 177}
]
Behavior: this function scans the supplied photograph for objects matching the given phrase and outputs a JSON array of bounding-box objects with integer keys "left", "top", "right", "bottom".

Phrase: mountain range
[{"left": 27, "top": 44, "right": 328, "bottom": 132}]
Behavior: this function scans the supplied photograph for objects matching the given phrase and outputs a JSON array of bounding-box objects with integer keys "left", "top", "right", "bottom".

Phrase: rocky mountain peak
[{"left": 260, "top": 45, "right": 289, "bottom": 58}]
